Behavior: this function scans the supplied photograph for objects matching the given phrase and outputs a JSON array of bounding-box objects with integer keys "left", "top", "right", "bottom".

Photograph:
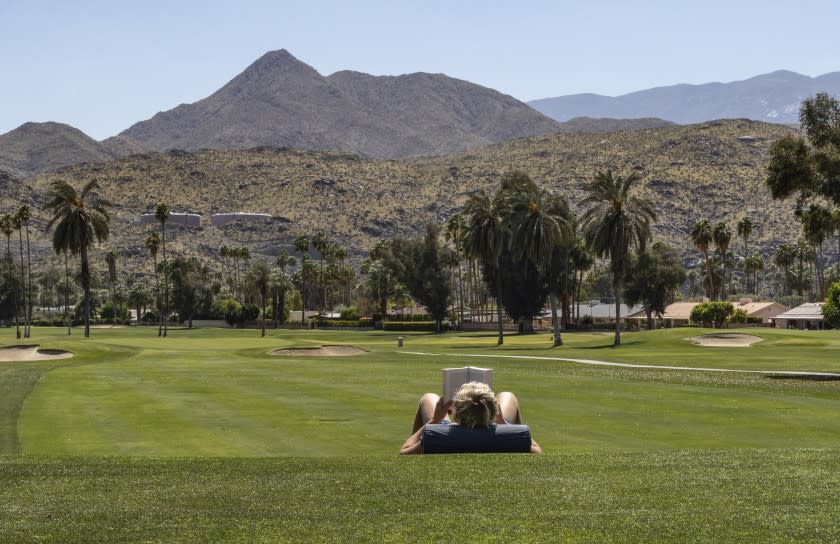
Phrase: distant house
[
  {"left": 730, "top": 298, "right": 789, "bottom": 323},
  {"left": 771, "top": 303, "right": 825, "bottom": 330},
  {"left": 545, "top": 301, "right": 643, "bottom": 323},
  {"left": 627, "top": 301, "right": 699, "bottom": 328}
]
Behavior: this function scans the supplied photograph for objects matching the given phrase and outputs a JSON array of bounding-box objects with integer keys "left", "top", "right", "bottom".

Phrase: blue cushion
[{"left": 422, "top": 423, "right": 532, "bottom": 454}]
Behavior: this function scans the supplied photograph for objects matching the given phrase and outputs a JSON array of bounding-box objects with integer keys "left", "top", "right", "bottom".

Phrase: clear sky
[{"left": 2, "top": 0, "right": 838, "bottom": 140}]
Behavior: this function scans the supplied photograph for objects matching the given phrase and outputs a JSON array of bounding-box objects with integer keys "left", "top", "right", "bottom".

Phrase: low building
[
  {"left": 627, "top": 301, "right": 700, "bottom": 328},
  {"left": 771, "top": 303, "right": 825, "bottom": 330},
  {"left": 730, "top": 298, "right": 789, "bottom": 323}
]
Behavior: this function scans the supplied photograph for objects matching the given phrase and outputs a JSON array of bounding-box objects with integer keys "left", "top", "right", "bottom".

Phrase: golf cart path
[{"left": 398, "top": 351, "right": 840, "bottom": 377}]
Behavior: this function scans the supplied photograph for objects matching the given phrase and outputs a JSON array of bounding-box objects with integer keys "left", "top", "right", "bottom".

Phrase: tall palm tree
[
  {"left": 745, "top": 251, "right": 764, "bottom": 295},
  {"left": 581, "top": 170, "right": 655, "bottom": 346},
  {"left": 105, "top": 249, "right": 118, "bottom": 326},
  {"left": 44, "top": 179, "right": 111, "bottom": 338},
  {"left": 247, "top": 261, "right": 272, "bottom": 337},
  {"left": 690, "top": 219, "right": 714, "bottom": 300},
  {"left": 737, "top": 216, "right": 753, "bottom": 289},
  {"left": 507, "top": 180, "right": 573, "bottom": 347},
  {"left": 0, "top": 213, "right": 16, "bottom": 337},
  {"left": 774, "top": 243, "right": 795, "bottom": 295},
  {"left": 275, "top": 250, "right": 296, "bottom": 327},
  {"left": 15, "top": 206, "right": 33, "bottom": 338},
  {"left": 154, "top": 203, "right": 170, "bottom": 337},
  {"left": 312, "top": 231, "right": 329, "bottom": 313},
  {"left": 144, "top": 231, "right": 162, "bottom": 335},
  {"left": 12, "top": 212, "right": 26, "bottom": 338},
  {"left": 713, "top": 222, "right": 732, "bottom": 300},
  {"left": 463, "top": 189, "right": 509, "bottom": 345},
  {"left": 293, "top": 235, "right": 309, "bottom": 327}
]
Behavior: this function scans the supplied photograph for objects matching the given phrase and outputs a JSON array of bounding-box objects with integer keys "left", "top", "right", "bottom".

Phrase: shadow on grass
[
  {"left": 579, "top": 340, "right": 646, "bottom": 349},
  {"left": 766, "top": 374, "right": 840, "bottom": 381}
]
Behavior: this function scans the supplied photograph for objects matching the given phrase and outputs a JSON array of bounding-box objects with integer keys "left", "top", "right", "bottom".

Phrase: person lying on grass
[{"left": 399, "top": 381, "right": 542, "bottom": 454}]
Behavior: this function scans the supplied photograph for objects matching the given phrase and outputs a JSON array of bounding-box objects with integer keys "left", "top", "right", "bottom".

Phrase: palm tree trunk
[
  {"left": 17, "top": 229, "right": 26, "bottom": 338},
  {"left": 613, "top": 279, "right": 622, "bottom": 346},
  {"left": 161, "top": 224, "right": 168, "bottom": 337},
  {"left": 64, "top": 252, "right": 71, "bottom": 335},
  {"left": 261, "top": 293, "right": 266, "bottom": 337},
  {"left": 495, "top": 257, "right": 504, "bottom": 346},
  {"left": 153, "top": 253, "right": 161, "bottom": 336},
  {"left": 25, "top": 225, "right": 32, "bottom": 337},
  {"left": 704, "top": 251, "right": 714, "bottom": 300},
  {"left": 550, "top": 292, "right": 562, "bottom": 347},
  {"left": 81, "top": 245, "right": 91, "bottom": 338}
]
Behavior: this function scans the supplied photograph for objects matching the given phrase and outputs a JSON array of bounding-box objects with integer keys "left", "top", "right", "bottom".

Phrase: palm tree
[
  {"left": 690, "top": 219, "right": 714, "bottom": 300},
  {"left": 274, "top": 250, "right": 296, "bottom": 327},
  {"left": 581, "top": 170, "right": 655, "bottom": 346},
  {"left": 105, "top": 250, "right": 118, "bottom": 326},
  {"left": 463, "top": 189, "right": 509, "bottom": 345},
  {"left": 774, "top": 243, "right": 795, "bottom": 295},
  {"left": 0, "top": 213, "right": 17, "bottom": 337},
  {"left": 154, "top": 203, "right": 170, "bottom": 337},
  {"left": 44, "top": 179, "right": 111, "bottom": 338},
  {"left": 713, "top": 222, "right": 732, "bottom": 300},
  {"left": 15, "top": 206, "right": 33, "bottom": 338},
  {"left": 293, "top": 235, "right": 309, "bottom": 326},
  {"left": 737, "top": 216, "right": 753, "bottom": 290},
  {"left": 144, "top": 231, "right": 162, "bottom": 335},
  {"left": 312, "top": 231, "right": 329, "bottom": 313},
  {"left": 247, "top": 261, "right": 272, "bottom": 337},
  {"left": 744, "top": 251, "right": 764, "bottom": 295},
  {"left": 506, "top": 180, "right": 573, "bottom": 347}
]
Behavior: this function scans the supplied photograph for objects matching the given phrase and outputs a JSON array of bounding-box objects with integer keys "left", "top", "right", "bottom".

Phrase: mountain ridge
[{"left": 529, "top": 69, "right": 840, "bottom": 124}]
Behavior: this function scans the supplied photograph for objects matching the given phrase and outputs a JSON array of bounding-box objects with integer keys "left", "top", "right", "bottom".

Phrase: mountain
[
  {"left": 0, "top": 122, "right": 119, "bottom": 179},
  {"left": 12, "top": 119, "right": 801, "bottom": 277},
  {"left": 555, "top": 117, "right": 674, "bottom": 133},
  {"left": 111, "top": 49, "right": 561, "bottom": 159},
  {"left": 529, "top": 70, "right": 840, "bottom": 125}
]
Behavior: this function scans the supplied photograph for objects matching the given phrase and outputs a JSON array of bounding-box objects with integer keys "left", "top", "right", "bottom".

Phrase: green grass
[{"left": 1, "top": 326, "right": 840, "bottom": 541}]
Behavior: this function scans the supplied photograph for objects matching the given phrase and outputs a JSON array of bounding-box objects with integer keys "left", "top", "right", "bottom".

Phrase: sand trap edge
[
  {"left": 271, "top": 345, "right": 367, "bottom": 357},
  {"left": 688, "top": 333, "right": 763, "bottom": 347},
  {"left": 0, "top": 344, "right": 74, "bottom": 361}
]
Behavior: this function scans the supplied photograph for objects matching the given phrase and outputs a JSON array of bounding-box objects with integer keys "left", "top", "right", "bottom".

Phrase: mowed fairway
[{"left": 2, "top": 326, "right": 840, "bottom": 542}]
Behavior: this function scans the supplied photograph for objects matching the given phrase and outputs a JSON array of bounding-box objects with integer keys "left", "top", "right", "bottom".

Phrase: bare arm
[{"left": 399, "top": 398, "right": 452, "bottom": 455}]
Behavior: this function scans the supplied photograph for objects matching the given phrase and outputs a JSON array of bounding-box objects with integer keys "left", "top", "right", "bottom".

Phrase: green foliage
[
  {"left": 690, "top": 301, "right": 735, "bottom": 328},
  {"left": 339, "top": 307, "right": 359, "bottom": 320},
  {"left": 382, "top": 321, "right": 449, "bottom": 332},
  {"left": 822, "top": 281, "right": 840, "bottom": 328},
  {"left": 316, "top": 319, "right": 368, "bottom": 328},
  {"left": 624, "top": 242, "right": 686, "bottom": 327},
  {"left": 729, "top": 308, "right": 749, "bottom": 323},
  {"left": 385, "top": 224, "right": 451, "bottom": 332}
]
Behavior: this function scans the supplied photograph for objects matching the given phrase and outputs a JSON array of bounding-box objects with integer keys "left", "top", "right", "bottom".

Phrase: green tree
[
  {"left": 774, "top": 243, "right": 795, "bottom": 295},
  {"left": 0, "top": 213, "right": 17, "bottom": 337},
  {"left": 506, "top": 175, "right": 573, "bottom": 346},
  {"left": 690, "top": 301, "right": 735, "bottom": 328},
  {"left": 713, "top": 222, "right": 732, "bottom": 300},
  {"left": 169, "top": 256, "right": 210, "bottom": 329},
  {"left": 624, "top": 242, "right": 686, "bottom": 330},
  {"left": 246, "top": 260, "right": 272, "bottom": 337},
  {"left": 387, "top": 224, "right": 452, "bottom": 332},
  {"left": 463, "top": 188, "right": 509, "bottom": 345},
  {"left": 154, "top": 203, "right": 170, "bottom": 337},
  {"left": 581, "top": 170, "right": 656, "bottom": 346},
  {"left": 127, "top": 282, "right": 153, "bottom": 324},
  {"left": 737, "top": 216, "right": 753, "bottom": 290},
  {"left": 744, "top": 251, "right": 765, "bottom": 295},
  {"left": 690, "top": 219, "right": 714, "bottom": 300},
  {"left": 44, "top": 179, "right": 111, "bottom": 338},
  {"left": 822, "top": 281, "right": 840, "bottom": 328},
  {"left": 15, "top": 205, "right": 33, "bottom": 338},
  {"left": 273, "top": 250, "right": 296, "bottom": 327}
]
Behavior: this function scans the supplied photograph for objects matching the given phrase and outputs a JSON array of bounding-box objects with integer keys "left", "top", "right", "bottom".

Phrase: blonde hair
[{"left": 452, "top": 382, "right": 498, "bottom": 429}]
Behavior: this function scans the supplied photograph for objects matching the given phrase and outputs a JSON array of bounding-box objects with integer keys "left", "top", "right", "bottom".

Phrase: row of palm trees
[
  {"left": 450, "top": 170, "right": 655, "bottom": 347},
  {"left": 0, "top": 205, "right": 35, "bottom": 339}
]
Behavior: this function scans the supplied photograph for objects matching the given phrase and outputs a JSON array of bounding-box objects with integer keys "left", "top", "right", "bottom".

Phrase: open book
[{"left": 442, "top": 366, "right": 493, "bottom": 402}]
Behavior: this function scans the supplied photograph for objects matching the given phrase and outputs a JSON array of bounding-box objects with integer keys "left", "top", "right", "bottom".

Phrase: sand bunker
[
  {"left": 271, "top": 345, "right": 366, "bottom": 357},
  {"left": 0, "top": 344, "right": 73, "bottom": 361},
  {"left": 689, "top": 333, "right": 763, "bottom": 347}
]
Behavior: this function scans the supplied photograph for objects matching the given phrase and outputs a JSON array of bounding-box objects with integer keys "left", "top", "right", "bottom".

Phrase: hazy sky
[{"left": 2, "top": 0, "right": 838, "bottom": 140}]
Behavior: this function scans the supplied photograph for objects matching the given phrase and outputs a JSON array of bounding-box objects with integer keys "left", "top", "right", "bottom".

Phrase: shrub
[
  {"left": 383, "top": 321, "right": 450, "bottom": 332},
  {"left": 729, "top": 309, "right": 749, "bottom": 323},
  {"left": 317, "top": 320, "right": 368, "bottom": 328},
  {"left": 339, "top": 307, "right": 360, "bottom": 321},
  {"left": 691, "top": 301, "right": 735, "bottom": 328}
]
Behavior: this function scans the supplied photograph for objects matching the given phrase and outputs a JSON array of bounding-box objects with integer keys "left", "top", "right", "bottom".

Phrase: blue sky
[{"left": 2, "top": 0, "right": 838, "bottom": 140}]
